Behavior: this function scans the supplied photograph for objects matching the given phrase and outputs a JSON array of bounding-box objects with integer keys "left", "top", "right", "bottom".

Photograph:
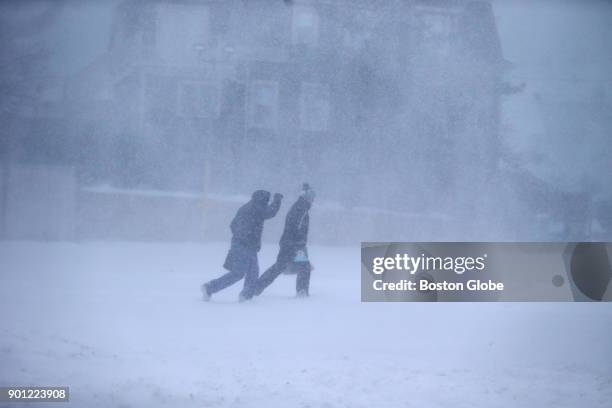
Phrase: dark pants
[
  {"left": 206, "top": 244, "right": 259, "bottom": 299},
  {"left": 294, "top": 262, "right": 311, "bottom": 295},
  {"left": 255, "top": 246, "right": 311, "bottom": 296}
]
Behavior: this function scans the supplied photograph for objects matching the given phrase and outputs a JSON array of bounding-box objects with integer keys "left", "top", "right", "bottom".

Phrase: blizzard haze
[
  {"left": 0, "top": 1, "right": 611, "bottom": 407},
  {"left": 1, "top": 0, "right": 610, "bottom": 242}
]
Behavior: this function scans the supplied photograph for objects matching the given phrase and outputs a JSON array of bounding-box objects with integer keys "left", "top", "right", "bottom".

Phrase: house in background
[{"left": 68, "top": 0, "right": 507, "bottom": 218}]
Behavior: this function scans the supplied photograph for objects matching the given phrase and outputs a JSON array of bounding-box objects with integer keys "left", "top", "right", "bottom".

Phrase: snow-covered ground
[{"left": 0, "top": 242, "right": 610, "bottom": 407}]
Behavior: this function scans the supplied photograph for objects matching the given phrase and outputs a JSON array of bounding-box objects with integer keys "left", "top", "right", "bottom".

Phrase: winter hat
[{"left": 301, "top": 183, "right": 316, "bottom": 203}]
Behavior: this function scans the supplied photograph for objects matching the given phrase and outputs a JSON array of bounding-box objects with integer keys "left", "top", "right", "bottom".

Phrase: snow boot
[{"left": 201, "top": 284, "right": 211, "bottom": 302}]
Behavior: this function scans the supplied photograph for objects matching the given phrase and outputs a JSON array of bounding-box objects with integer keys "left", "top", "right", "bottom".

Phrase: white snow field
[{"left": 0, "top": 242, "right": 610, "bottom": 408}]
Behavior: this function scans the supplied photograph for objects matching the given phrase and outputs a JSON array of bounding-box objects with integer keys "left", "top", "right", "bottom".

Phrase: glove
[{"left": 273, "top": 193, "right": 284, "bottom": 201}]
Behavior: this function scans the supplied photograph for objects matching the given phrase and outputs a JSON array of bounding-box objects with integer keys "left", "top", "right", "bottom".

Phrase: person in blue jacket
[
  {"left": 255, "top": 183, "right": 315, "bottom": 298},
  {"left": 201, "top": 189, "right": 282, "bottom": 302}
]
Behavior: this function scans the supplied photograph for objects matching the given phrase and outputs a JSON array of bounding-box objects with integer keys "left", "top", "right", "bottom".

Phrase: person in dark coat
[
  {"left": 201, "top": 190, "right": 282, "bottom": 302},
  {"left": 255, "top": 183, "right": 315, "bottom": 298}
]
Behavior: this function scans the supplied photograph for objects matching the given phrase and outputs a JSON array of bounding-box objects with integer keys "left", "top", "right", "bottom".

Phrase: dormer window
[
  {"left": 292, "top": 6, "right": 319, "bottom": 47},
  {"left": 416, "top": 8, "right": 455, "bottom": 58}
]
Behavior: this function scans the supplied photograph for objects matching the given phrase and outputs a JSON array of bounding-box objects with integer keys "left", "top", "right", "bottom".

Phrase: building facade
[{"left": 70, "top": 0, "right": 506, "bottom": 215}]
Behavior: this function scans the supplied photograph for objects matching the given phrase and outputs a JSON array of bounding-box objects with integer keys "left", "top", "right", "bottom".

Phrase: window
[
  {"left": 423, "top": 13, "right": 451, "bottom": 39},
  {"left": 253, "top": 8, "right": 285, "bottom": 47},
  {"left": 300, "top": 83, "right": 330, "bottom": 132},
  {"left": 158, "top": 4, "right": 210, "bottom": 62},
  {"left": 420, "top": 12, "right": 453, "bottom": 57},
  {"left": 178, "top": 82, "right": 218, "bottom": 118},
  {"left": 38, "top": 82, "right": 62, "bottom": 103},
  {"left": 292, "top": 6, "right": 319, "bottom": 47},
  {"left": 248, "top": 81, "right": 278, "bottom": 129},
  {"left": 141, "top": 8, "right": 156, "bottom": 47}
]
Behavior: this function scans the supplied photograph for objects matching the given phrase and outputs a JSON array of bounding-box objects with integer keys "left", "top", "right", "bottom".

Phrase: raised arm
[{"left": 263, "top": 193, "right": 283, "bottom": 219}]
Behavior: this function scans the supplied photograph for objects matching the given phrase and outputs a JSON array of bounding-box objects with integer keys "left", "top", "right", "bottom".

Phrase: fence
[
  {"left": 1, "top": 164, "right": 76, "bottom": 240},
  {"left": 0, "top": 164, "right": 450, "bottom": 244}
]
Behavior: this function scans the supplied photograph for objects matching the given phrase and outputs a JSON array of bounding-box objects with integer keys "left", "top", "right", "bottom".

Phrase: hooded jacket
[
  {"left": 230, "top": 190, "right": 281, "bottom": 252},
  {"left": 279, "top": 196, "right": 311, "bottom": 249}
]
